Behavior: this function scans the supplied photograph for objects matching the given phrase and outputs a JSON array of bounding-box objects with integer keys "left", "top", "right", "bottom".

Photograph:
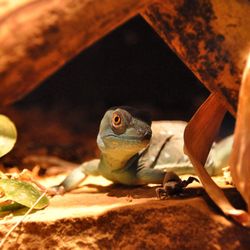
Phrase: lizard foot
[
  {"left": 156, "top": 172, "right": 199, "bottom": 199},
  {"left": 46, "top": 185, "right": 66, "bottom": 196}
]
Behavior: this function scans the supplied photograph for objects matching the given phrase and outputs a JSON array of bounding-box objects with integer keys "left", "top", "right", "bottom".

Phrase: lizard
[{"left": 55, "top": 106, "right": 233, "bottom": 195}]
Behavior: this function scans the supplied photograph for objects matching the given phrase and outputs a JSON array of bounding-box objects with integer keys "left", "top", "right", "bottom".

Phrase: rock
[{"left": 0, "top": 176, "right": 249, "bottom": 250}]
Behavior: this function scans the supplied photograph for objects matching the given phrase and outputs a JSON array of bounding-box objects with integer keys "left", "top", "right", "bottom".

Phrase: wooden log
[
  {"left": 142, "top": 0, "right": 250, "bottom": 115},
  {"left": 0, "top": 0, "right": 151, "bottom": 105},
  {"left": 1, "top": 0, "right": 250, "bottom": 114}
]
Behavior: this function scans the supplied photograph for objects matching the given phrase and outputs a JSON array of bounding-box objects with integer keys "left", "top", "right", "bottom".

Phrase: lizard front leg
[
  {"left": 156, "top": 172, "right": 199, "bottom": 199},
  {"left": 53, "top": 159, "right": 100, "bottom": 193},
  {"left": 136, "top": 168, "right": 166, "bottom": 185},
  {"left": 135, "top": 168, "right": 198, "bottom": 199}
]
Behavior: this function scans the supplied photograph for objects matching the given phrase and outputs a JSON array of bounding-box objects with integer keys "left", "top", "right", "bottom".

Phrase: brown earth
[{"left": 0, "top": 175, "right": 250, "bottom": 250}]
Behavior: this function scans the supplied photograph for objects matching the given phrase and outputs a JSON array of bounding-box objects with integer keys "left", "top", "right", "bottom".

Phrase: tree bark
[{"left": 142, "top": 0, "right": 250, "bottom": 115}]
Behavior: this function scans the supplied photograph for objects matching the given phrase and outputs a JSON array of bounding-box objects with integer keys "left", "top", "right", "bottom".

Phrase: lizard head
[{"left": 97, "top": 106, "right": 152, "bottom": 159}]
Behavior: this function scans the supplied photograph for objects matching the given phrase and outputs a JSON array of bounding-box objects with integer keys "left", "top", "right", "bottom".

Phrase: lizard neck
[{"left": 100, "top": 151, "right": 137, "bottom": 170}]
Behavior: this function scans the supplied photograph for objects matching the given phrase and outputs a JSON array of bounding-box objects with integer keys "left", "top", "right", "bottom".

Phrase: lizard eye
[{"left": 112, "top": 113, "right": 122, "bottom": 127}]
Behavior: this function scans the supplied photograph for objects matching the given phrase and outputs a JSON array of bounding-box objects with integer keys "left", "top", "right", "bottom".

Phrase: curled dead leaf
[
  {"left": 229, "top": 53, "right": 250, "bottom": 222},
  {"left": 184, "top": 93, "right": 250, "bottom": 226}
]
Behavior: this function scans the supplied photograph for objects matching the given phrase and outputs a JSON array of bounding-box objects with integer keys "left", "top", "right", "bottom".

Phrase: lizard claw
[{"left": 180, "top": 176, "right": 199, "bottom": 188}]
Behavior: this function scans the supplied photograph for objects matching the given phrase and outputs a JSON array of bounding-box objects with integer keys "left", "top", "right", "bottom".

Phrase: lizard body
[{"left": 60, "top": 107, "right": 233, "bottom": 191}]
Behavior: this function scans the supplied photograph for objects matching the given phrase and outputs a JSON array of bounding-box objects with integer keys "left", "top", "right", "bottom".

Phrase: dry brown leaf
[
  {"left": 184, "top": 93, "right": 250, "bottom": 226},
  {"left": 229, "top": 54, "right": 250, "bottom": 218}
]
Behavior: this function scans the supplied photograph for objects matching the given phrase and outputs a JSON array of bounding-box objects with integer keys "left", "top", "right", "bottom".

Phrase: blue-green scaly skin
[{"left": 60, "top": 107, "right": 233, "bottom": 191}]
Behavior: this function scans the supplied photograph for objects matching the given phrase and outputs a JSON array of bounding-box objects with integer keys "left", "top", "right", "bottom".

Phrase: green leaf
[
  {"left": 0, "top": 201, "right": 24, "bottom": 212},
  {"left": 0, "top": 115, "right": 17, "bottom": 157},
  {"left": 0, "top": 179, "right": 49, "bottom": 209}
]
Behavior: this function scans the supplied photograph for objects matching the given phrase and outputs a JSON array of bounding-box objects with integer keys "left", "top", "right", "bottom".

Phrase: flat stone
[{"left": 0, "top": 176, "right": 250, "bottom": 250}]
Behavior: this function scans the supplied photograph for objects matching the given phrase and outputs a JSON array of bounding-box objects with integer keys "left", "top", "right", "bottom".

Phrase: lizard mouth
[
  {"left": 103, "top": 129, "right": 151, "bottom": 142},
  {"left": 103, "top": 134, "right": 150, "bottom": 142},
  {"left": 97, "top": 132, "right": 151, "bottom": 152}
]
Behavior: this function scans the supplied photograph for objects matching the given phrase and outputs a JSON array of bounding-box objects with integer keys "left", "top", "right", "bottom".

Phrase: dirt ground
[{"left": 0, "top": 175, "right": 250, "bottom": 250}]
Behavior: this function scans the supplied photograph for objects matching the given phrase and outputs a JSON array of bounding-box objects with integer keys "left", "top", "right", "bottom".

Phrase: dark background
[{"left": 17, "top": 16, "right": 209, "bottom": 121}]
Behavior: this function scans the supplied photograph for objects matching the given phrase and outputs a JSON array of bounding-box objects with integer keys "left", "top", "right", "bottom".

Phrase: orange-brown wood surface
[
  {"left": 0, "top": 0, "right": 151, "bottom": 105},
  {"left": 143, "top": 0, "right": 250, "bottom": 115}
]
